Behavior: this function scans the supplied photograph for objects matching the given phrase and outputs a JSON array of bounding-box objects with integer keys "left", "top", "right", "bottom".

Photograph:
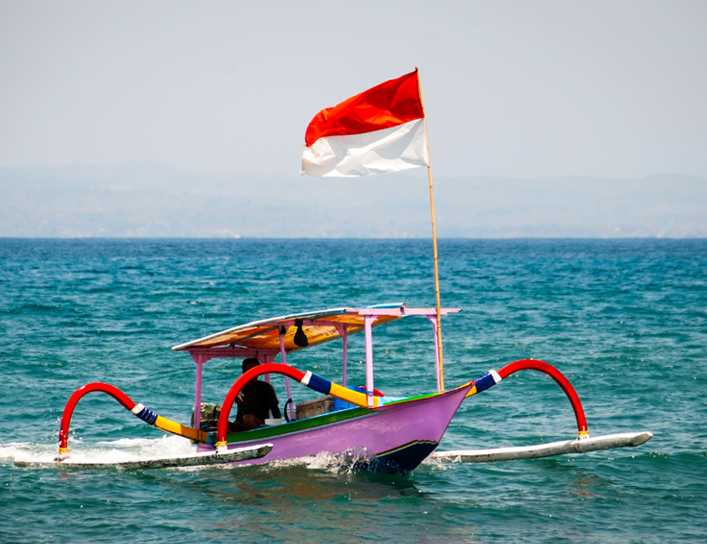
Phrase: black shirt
[{"left": 235, "top": 380, "right": 281, "bottom": 422}]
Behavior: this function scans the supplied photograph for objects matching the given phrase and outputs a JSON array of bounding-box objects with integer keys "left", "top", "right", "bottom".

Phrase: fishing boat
[
  {"left": 21, "top": 69, "right": 651, "bottom": 471},
  {"left": 34, "top": 302, "right": 651, "bottom": 472}
]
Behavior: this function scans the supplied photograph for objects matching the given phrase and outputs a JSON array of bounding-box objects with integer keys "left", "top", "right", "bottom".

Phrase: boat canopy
[{"left": 172, "top": 303, "right": 460, "bottom": 355}]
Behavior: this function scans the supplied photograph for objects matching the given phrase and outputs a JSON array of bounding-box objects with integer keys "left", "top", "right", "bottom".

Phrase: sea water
[{"left": 0, "top": 239, "right": 705, "bottom": 543}]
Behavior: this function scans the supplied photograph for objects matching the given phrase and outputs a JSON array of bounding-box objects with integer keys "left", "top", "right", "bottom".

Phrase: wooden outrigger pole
[{"left": 416, "top": 67, "right": 445, "bottom": 392}]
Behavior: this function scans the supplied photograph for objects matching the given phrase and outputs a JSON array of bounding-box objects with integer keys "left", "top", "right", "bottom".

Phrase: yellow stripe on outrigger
[
  {"left": 329, "top": 382, "right": 382, "bottom": 408},
  {"left": 154, "top": 415, "right": 209, "bottom": 442},
  {"left": 464, "top": 383, "right": 478, "bottom": 398},
  {"left": 300, "top": 370, "right": 383, "bottom": 408}
]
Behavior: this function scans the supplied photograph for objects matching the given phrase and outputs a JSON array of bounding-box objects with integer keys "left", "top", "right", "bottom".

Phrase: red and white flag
[{"left": 301, "top": 69, "right": 430, "bottom": 177}]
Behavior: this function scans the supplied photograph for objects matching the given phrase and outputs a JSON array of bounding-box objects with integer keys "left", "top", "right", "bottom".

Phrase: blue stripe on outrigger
[
  {"left": 474, "top": 372, "right": 498, "bottom": 394},
  {"left": 306, "top": 373, "right": 332, "bottom": 395},
  {"left": 135, "top": 406, "right": 158, "bottom": 425}
]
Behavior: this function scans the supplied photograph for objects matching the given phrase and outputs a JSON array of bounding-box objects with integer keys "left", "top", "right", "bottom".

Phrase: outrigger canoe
[{"left": 30, "top": 303, "right": 651, "bottom": 473}]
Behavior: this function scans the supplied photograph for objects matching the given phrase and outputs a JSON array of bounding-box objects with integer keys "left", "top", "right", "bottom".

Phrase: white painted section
[
  {"left": 301, "top": 119, "right": 429, "bottom": 177},
  {"left": 430, "top": 432, "right": 653, "bottom": 463},
  {"left": 301, "top": 371, "right": 312, "bottom": 386},
  {"left": 264, "top": 419, "right": 283, "bottom": 426},
  {"left": 131, "top": 403, "right": 145, "bottom": 415}
]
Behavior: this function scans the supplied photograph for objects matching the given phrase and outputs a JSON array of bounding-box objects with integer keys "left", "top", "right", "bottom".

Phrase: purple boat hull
[{"left": 198, "top": 383, "right": 472, "bottom": 473}]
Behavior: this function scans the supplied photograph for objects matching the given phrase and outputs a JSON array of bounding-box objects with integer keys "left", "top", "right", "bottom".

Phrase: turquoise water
[{"left": 1, "top": 239, "right": 705, "bottom": 543}]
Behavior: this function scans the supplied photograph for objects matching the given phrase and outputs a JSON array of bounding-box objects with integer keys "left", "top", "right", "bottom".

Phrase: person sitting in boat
[{"left": 227, "top": 358, "right": 281, "bottom": 432}]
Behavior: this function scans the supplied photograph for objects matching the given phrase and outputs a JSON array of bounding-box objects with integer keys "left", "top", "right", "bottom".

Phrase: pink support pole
[
  {"left": 364, "top": 315, "right": 375, "bottom": 408},
  {"left": 342, "top": 328, "right": 348, "bottom": 387},
  {"left": 427, "top": 315, "right": 442, "bottom": 393},
  {"left": 279, "top": 331, "right": 287, "bottom": 365},
  {"left": 279, "top": 327, "right": 295, "bottom": 421},
  {"left": 334, "top": 324, "right": 348, "bottom": 387},
  {"left": 284, "top": 377, "right": 294, "bottom": 420},
  {"left": 193, "top": 355, "right": 204, "bottom": 429}
]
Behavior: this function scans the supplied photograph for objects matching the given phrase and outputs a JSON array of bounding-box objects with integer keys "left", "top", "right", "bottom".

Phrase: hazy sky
[{"left": 1, "top": 1, "right": 706, "bottom": 178}]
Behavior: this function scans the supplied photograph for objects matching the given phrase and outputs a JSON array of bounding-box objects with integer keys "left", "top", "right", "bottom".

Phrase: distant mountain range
[{"left": 1, "top": 162, "right": 705, "bottom": 238}]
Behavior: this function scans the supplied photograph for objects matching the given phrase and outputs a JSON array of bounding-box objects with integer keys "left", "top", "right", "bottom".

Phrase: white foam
[
  {"left": 420, "top": 455, "right": 455, "bottom": 470},
  {"left": 1, "top": 435, "right": 194, "bottom": 466},
  {"left": 266, "top": 448, "right": 373, "bottom": 474},
  {"left": 0, "top": 442, "right": 59, "bottom": 464}
]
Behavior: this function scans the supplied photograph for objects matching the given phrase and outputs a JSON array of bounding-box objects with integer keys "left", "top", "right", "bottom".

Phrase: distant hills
[{"left": 1, "top": 163, "right": 705, "bottom": 238}]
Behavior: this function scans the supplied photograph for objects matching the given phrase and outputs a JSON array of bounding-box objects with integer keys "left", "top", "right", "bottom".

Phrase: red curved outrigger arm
[
  {"left": 496, "top": 359, "right": 589, "bottom": 438},
  {"left": 216, "top": 363, "right": 305, "bottom": 447},
  {"left": 58, "top": 383, "right": 137, "bottom": 456},
  {"left": 57, "top": 382, "right": 209, "bottom": 460}
]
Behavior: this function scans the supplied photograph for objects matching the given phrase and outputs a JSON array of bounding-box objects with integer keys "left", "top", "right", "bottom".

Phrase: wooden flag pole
[{"left": 415, "top": 67, "right": 445, "bottom": 392}]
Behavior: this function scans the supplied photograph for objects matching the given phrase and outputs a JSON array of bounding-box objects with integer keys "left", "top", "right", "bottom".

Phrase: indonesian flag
[{"left": 301, "top": 69, "right": 430, "bottom": 177}]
